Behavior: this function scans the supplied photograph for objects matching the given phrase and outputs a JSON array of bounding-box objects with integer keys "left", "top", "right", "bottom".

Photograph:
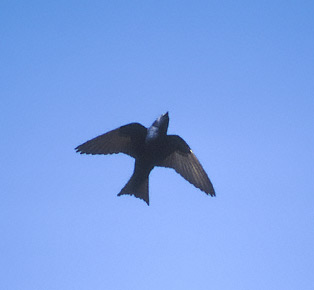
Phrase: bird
[{"left": 75, "top": 112, "right": 215, "bottom": 205}]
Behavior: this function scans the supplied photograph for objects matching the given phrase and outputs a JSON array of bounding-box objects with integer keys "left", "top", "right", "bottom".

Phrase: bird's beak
[{"left": 151, "top": 112, "right": 169, "bottom": 132}]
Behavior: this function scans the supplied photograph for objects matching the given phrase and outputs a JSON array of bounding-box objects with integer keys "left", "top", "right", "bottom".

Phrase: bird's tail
[{"left": 117, "top": 173, "right": 149, "bottom": 205}]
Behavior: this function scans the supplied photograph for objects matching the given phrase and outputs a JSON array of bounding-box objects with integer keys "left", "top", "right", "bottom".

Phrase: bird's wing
[
  {"left": 157, "top": 135, "right": 215, "bottom": 196},
  {"left": 75, "top": 123, "right": 147, "bottom": 158}
]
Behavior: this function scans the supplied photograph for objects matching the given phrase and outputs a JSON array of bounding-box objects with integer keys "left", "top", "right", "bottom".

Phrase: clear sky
[{"left": 1, "top": 1, "right": 313, "bottom": 289}]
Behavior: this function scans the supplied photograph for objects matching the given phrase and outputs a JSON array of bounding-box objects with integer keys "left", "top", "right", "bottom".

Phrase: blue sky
[{"left": 1, "top": 1, "right": 313, "bottom": 289}]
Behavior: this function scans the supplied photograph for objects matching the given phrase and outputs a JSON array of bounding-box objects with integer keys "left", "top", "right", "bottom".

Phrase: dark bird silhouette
[{"left": 75, "top": 112, "right": 215, "bottom": 205}]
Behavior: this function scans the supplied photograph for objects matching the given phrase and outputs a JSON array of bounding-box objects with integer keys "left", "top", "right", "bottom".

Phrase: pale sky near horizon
[{"left": 1, "top": 1, "right": 313, "bottom": 289}]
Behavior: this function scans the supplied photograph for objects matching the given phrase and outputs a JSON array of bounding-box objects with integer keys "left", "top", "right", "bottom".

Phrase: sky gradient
[{"left": 1, "top": 1, "right": 313, "bottom": 289}]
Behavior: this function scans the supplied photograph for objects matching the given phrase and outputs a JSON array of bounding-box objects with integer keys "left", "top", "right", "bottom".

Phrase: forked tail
[{"left": 117, "top": 173, "right": 149, "bottom": 205}]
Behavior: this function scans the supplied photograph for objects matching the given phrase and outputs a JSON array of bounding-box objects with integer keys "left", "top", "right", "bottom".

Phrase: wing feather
[
  {"left": 157, "top": 135, "right": 215, "bottom": 196},
  {"left": 75, "top": 123, "right": 147, "bottom": 158}
]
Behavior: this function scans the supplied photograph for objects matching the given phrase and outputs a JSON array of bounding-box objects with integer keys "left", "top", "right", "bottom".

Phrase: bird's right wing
[
  {"left": 75, "top": 123, "right": 147, "bottom": 158},
  {"left": 157, "top": 135, "right": 215, "bottom": 196}
]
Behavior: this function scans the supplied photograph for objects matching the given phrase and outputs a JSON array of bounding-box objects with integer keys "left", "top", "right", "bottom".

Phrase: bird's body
[{"left": 75, "top": 112, "right": 215, "bottom": 205}]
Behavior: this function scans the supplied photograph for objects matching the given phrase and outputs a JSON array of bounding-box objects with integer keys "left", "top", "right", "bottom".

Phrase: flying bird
[{"left": 75, "top": 112, "right": 215, "bottom": 205}]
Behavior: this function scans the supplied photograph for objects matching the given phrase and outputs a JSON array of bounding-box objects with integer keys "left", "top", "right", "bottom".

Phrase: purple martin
[{"left": 75, "top": 112, "right": 215, "bottom": 205}]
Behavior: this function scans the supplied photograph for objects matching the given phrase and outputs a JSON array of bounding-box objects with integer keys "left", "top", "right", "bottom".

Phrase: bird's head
[{"left": 152, "top": 112, "right": 169, "bottom": 135}]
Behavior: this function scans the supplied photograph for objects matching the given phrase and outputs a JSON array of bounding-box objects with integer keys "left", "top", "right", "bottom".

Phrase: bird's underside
[{"left": 75, "top": 113, "right": 215, "bottom": 205}]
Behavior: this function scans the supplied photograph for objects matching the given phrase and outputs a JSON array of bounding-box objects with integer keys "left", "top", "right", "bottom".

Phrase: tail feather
[{"left": 118, "top": 174, "right": 149, "bottom": 205}]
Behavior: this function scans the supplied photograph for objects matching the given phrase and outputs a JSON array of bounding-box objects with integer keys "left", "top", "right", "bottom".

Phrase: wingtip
[
  {"left": 75, "top": 145, "right": 89, "bottom": 155},
  {"left": 200, "top": 184, "right": 215, "bottom": 197},
  {"left": 208, "top": 187, "right": 216, "bottom": 197}
]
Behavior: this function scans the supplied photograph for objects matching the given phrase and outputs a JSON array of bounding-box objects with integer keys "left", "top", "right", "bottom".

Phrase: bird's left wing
[
  {"left": 75, "top": 123, "right": 147, "bottom": 158},
  {"left": 156, "top": 135, "right": 215, "bottom": 196}
]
